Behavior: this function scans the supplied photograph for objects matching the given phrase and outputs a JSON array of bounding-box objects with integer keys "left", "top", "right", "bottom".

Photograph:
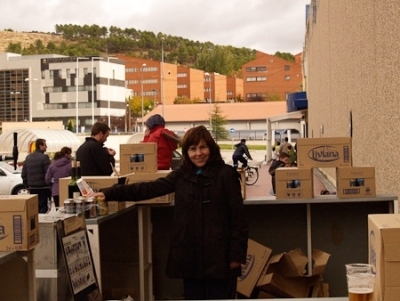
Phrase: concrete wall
[{"left": 304, "top": 1, "right": 400, "bottom": 199}]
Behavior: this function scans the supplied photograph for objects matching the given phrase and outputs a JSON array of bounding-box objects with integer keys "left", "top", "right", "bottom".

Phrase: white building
[{"left": 0, "top": 53, "right": 129, "bottom": 132}]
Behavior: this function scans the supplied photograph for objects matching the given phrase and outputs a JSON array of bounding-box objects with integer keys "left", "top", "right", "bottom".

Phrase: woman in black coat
[{"left": 97, "top": 125, "right": 248, "bottom": 300}]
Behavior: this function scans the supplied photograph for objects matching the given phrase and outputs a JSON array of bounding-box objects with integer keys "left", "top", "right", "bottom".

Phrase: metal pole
[
  {"left": 141, "top": 63, "right": 146, "bottom": 131},
  {"left": 76, "top": 58, "right": 79, "bottom": 133},
  {"left": 108, "top": 57, "right": 111, "bottom": 126},
  {"left": 209, "top": 74, "right": 212, "bottom": 133},
  {"left": 91, "top": 57, "right": 102, "bottom": 125},
  {"left": 161, "top": 37, "right": 165, "bottom": 118}
]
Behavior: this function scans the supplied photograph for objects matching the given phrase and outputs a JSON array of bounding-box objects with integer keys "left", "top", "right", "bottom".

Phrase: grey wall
[{"left": 304, "top": 0, "right": 400, "bottom": 204}]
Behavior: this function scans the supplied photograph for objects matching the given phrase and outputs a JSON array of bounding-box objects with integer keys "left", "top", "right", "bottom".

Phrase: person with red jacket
[{"left": 143, "top": 114, "right": 180, "bottom": 170}]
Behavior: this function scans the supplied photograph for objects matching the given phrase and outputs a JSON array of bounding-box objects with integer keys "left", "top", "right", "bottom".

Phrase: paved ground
[{"left": 220, "top": 150, "right": 331, "bottom": 198}]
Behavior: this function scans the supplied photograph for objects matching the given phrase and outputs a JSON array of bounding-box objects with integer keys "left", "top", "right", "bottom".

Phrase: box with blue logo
[
  {"left": 336, "top": 166, "right": 375, "bottom": 198},
  {"left": 296, "top": 137, "right": 352, "bottom": 168},
  {"left": 368, "top": 214, "right": 400, "bottom": 301}
]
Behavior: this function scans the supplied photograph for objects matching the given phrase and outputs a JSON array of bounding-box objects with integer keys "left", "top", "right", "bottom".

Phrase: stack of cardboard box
[
  {"left": 275, "top": 137, "right": 376, "bottom": 199},
  {"left": 236, "top": 239, "right": 330, "bottom": 298},
  {"left": 59, "top": 143, "right": 174, "bottom": 211}
]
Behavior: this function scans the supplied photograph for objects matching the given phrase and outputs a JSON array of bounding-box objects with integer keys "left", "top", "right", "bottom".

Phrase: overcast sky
[{"left": 1, "top": 0, "right": 310, "bottom": 54}]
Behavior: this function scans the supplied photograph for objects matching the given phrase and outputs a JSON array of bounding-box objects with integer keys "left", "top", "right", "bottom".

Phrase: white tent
[{"left": 0, "top": 128, "right": 82, "bottom": 160}]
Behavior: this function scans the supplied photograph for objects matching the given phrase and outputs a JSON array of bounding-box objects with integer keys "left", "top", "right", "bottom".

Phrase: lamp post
[
  {"left": 24, "top": 78, "right": 38, "bottom": 122},
  {"left": 10, "top": 91, "right": 21, "bottom": 122},
  {"left": 91, "top": 57, "right": 103, "bottom": 125},
  {"left": 152, "top": 89, "right": 157, "bottom": 109},
  {"left": 76, "top": 57, "right": 88, "bottom": 133},
  {"left": 204, "top": 72, "right": 212, "bottom": 132},
  {"left": 161, "top": 37, "right": 165, "bottom": 118},
  {"left": 141, "top": 63, "right": 146, "bottom": 131},
  {"left": 107, "top": 57, "right": 115, "bottom": 126}
]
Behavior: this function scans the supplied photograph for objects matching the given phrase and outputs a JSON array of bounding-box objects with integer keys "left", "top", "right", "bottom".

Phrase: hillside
[{"left": 0, "top": 30, "right": 64, "bottom": 52}]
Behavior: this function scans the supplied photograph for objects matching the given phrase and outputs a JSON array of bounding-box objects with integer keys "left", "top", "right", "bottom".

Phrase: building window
[
  {"left": 84, "top": 68, "right": 88, "bottom": 76},
  {"left": 177, "top": 72, "right": 187, "bottom": 77},
  {"left": 246, "top": 76, "right": 266, "bottom": 82},
  {"left": 177, "top": 84, "right": 187, "bottom": 88},
  {"left": 285, "top": 75, "right": 291, "bottom": 81},
  {"left": 67, "top": 69, "right": 70, "bottom": 78},
  {"left": 50, "top": 70, "right": 54, "bottom": 79},
  {"left": 284, "top": 65, "right": 290, "bottom": 71},
  {"left": 246, "top": 66, "right": 267, "bottom": 72}
]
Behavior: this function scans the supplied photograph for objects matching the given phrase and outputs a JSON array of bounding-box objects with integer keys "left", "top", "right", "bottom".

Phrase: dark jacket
[
  {"left": 45, "top": 156, "right": 71, "bottom": 197},
  {"left": 101, "top": 163, "right": 248, "bottom": 279},
  {"left": 21, "top": 150, "right": 51, "bottom": 188},
  {"left": 268, "top": 159, "right": 286, "bottom": 177},
  {"left": 233, "top": 142, "right": 252, "bottom": 160},
  {"left": 76, "top": 137, "right": 115, "bottom": 176}
]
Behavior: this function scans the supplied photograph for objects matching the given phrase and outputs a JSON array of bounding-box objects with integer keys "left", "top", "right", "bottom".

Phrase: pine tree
[{"left": 210, "top": 104, "right": 229, "bottom": 142}]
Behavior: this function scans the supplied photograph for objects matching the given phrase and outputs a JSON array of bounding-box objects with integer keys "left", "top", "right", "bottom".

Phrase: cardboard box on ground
[
  {"left": 59, "top": 171, "right": 173, "bottom": 210},
  {"left": 0, "top": 195, "right": 39, "bottom": 251},
  {"left": 237, "top": 239, "right": 330, "bottom": 298},
  {"left": 368, "top": 214, "right": 400, "bottom": 301}
]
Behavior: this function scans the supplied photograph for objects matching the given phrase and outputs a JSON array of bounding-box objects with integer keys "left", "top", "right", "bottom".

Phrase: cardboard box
[
  {"left": 368, "top": 214, "right": 400, "bottom": 301},
  {"left": 257, "top": 272, "right": 319, "bottom": 298},
  {"left": 275, "top": 167, "right": 313, "bottom": 199},
  {"left": 59, "top": 171, "right": 172, "bottom": 207},
  {"left": 266, "top": 248, "right": 308, "bottom": 278},
  {"left": 0, "top": 195, "right": 39, "bottom": 251},
  {"left": 257, "top": 248, "right": 330, "bottom": 298},
  {"left": 120, "top": 143, "right": 157, "bottom": 174},
  {"left": 296, "top": 137, "right": 352, "bottom": 168},
  {"left": 336, "top": 166, "right": 376, "bottom": 198},
  {"left": 237, "top": 239, "right": 272, "bottom": 298}
]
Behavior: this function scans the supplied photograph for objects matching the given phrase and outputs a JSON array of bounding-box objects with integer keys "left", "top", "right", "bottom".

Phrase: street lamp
[
  {"left": 152, "top": 89, "right": 157, "bottom": 109},
  {"left": 204, "top": 72, "right": 212, "bottom": 132},
  {"left": 24, "top": 77, "right": 39, "bottom": 122},
  {"left": 10, "top": 91, "right": 21, "bottom": 122},
  {"left": 141, "top": 63, "right": 146, "bottom": 131},
  {"left": 106, "top": 57, "right": 116, "bottom": 126},
  {"left": 91, "top": 57, "right": 103, "bottom": 125},
  {"left": 161, "top": 37, "right": 165, "bottom": 118},
  {"left": 76, "top": 57, "right": 89, "bottom": 133}
]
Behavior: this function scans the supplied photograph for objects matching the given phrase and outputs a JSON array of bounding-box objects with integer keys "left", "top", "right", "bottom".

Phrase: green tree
[
  {"left": 67, "top": 120, "right": 74, "bottom": 132},
  {"left": 210, "top": 104, "right": 229, "bottom": 142}
]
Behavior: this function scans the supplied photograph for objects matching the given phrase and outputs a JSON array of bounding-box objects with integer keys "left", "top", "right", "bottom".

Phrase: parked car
[{"left": 0, "top": 162, "right": 29, "bottom": 195}]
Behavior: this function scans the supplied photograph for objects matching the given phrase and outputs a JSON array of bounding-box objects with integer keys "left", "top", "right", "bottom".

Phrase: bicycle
[{"left": 243, "top": 165, "right": 259, "bottom": 186}]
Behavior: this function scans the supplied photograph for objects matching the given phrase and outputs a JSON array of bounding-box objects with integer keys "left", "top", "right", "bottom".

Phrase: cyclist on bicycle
[{"left": 232, "top": 139, "right": 253, "bottom": 170}]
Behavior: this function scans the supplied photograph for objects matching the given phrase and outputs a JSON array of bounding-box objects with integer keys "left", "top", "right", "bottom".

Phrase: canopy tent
[
  {"left": 126, "top": 133, "right": 145, "bottom": 144},
  {"left": 0, "top": 128, "right": 82, "bottom": 161}
]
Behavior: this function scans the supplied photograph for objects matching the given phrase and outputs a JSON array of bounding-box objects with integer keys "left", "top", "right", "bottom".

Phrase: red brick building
[{"left": 242, "top": 51, "right": 302, "bottom": 102}]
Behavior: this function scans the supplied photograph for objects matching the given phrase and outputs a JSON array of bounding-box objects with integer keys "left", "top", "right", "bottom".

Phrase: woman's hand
[
  {"left": 230, "top": 261, "right": 241, "bottom": 269},
  {"left": 87, "top": 191, "right": 106, "bottom": 199}
]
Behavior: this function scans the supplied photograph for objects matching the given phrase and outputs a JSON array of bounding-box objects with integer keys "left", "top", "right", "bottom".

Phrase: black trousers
[
  {"left": 183, "top": 277, "right": 237, "bottom": 300},
  {"left": 30, "top": 188, "right": 51, "bottom": 213}
]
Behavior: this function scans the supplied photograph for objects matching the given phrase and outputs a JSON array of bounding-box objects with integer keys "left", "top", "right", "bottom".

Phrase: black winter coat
[
  {"left": 76, "top": 137, "right": 115, "bottom": 176},
  {"left": 21, "top": 150, "right": 50, "bottom": 188},
  {"left": 101, "top": 163, "right": 248, "bottom": 279}
]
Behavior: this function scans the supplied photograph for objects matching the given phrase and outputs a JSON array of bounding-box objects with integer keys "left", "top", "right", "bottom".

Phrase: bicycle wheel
[{"left": 245, "top": 166, "right": 259, "bottom": 186}]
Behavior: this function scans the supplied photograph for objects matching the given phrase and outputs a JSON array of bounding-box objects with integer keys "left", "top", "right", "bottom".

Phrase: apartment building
[
  {"left": 0, "top": 53, "right": 126, "bottom": 131},
  {"left": 119, "top": 55, "right": 244, "bottom": 107},
  {"left": 242, "top": 51, "right": 302, "bottom": 101}
]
